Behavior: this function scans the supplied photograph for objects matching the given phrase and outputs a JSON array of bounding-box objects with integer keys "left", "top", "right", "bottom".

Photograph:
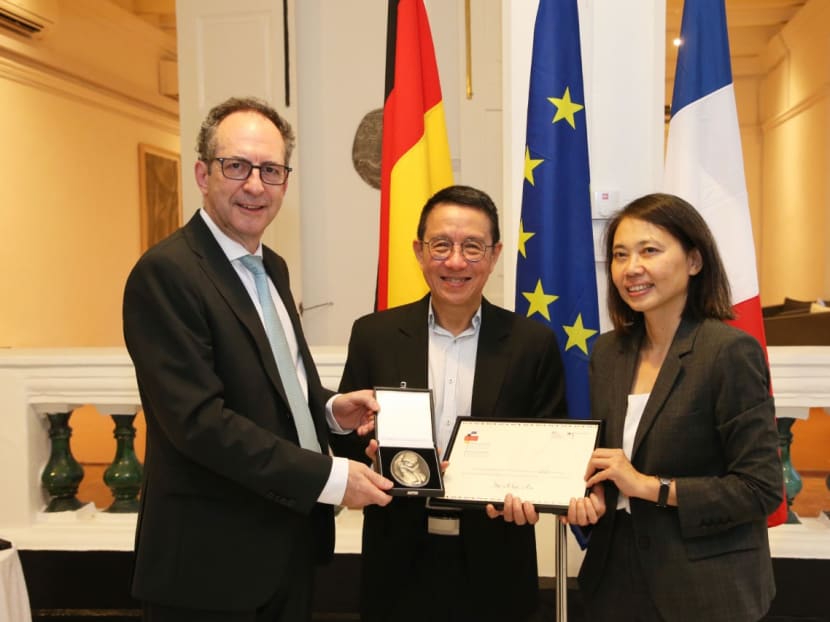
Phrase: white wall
[
  {"left": 176, "top": 0, "right": 303, "bottom": 298},
  {"left": 295, "top": 0, "right": 386, "bottom": 345}
]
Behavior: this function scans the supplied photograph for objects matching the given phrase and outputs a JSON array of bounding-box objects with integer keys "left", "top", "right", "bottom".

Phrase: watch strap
[{"left": 656, "top": 476, "right": 672, "bottom": 508}]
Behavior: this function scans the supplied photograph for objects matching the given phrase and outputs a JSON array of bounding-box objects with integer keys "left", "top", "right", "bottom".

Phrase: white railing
[{"left": 0, "top": 346, "right": 828, "bottom": 567}]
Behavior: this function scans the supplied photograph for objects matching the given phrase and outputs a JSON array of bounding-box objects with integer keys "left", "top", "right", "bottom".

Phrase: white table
[{"left": 0, "top": 546, "right": 32, "bottom": 622}]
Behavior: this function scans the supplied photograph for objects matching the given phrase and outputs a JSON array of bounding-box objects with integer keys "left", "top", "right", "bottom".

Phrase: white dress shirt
[
  {"left": 427, "top": 300, "right": 481, "bottom": 458},
  {"left": 616, "top": 392, "right": 650, "bottom": 513},
  {"left": 199, "top": 209, "right": 347, "bottom": 504}
]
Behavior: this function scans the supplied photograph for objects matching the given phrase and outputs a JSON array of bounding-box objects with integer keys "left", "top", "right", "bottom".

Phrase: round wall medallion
[{"left": 352, "top": 108, "right": 383, "bottom": 189}]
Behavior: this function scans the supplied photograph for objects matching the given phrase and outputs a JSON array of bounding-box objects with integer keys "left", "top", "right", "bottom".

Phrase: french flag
[{"left": 663, "top": 0, "right": 787, "bottom": 527}]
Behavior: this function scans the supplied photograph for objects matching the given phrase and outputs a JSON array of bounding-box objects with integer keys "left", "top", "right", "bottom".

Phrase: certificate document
[{"left": 436, "top": 418, "right": 601, "bottom": 513}]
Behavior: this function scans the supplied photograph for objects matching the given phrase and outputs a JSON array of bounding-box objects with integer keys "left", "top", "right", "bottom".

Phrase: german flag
[{"left": 376, "top": 0, "right": 453, "bottom": 311}]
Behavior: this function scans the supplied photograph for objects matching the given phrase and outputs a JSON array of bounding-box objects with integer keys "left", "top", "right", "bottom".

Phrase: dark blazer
[
  {"left": 123, "top": 212, "right": 335, "bottom": 611},
  {"left": 579, "top": 318, "right": 783, "bottom": 622},
  {"left": 332, "top": 295, "right": 567, "bottom": 621}
]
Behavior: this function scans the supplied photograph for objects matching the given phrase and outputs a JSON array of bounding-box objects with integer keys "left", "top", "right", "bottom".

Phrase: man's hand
[
  {"left": 485, "top": 494, "right": 540, "bottom": 526},
  {"left": 332, "top": 390, "right": 379, "bottom": 436},
  {"left": 341, "top": 460, "right": 394, "bottom": 509},
  {"left": 365, "top": 438, "right": 380, "bottom": 465}
]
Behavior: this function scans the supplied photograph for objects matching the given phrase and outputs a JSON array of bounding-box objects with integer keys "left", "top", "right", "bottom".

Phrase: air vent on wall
[{"left": 0, "top": 0, "right": 57, "bottom": 39}]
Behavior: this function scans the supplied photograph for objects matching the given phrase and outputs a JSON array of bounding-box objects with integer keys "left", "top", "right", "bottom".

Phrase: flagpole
[{"left": 555, "top": 520, "right": 568, "bottom": 621}]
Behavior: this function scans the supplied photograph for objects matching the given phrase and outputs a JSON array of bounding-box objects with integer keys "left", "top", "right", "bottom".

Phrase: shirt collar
[
  {"left": 199, "top": 208, "right": 263, "bottom": 262},
  {"left": 427, "top": 296, "right": 482, "bottom": 334}
]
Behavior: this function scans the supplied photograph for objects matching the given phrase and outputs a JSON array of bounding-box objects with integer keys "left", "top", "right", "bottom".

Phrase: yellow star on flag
[
  {"left": 524, "top": 146, "right": 543, "bottom": 185},
  {"left": 548, "top": 86, "right": 584, "bottom": 129},
  {"left": 522, "top": 279, "right": 558, "bottom": 321},
  {"left": 518, "top": 220, "right": 535, "bottom": 259},
  {"left": 563, "top": 313, "right": 598, "bottom": 355}
]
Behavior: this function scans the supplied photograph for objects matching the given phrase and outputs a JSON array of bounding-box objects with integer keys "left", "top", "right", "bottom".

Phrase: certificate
[{"left": 434, "top": 418, "right": 601, "bottom": 513}]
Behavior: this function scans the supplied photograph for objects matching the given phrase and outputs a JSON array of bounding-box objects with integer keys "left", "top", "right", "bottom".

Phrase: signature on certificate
[{"left": 493, "top": 481, "right": 534, "bottom": 491}]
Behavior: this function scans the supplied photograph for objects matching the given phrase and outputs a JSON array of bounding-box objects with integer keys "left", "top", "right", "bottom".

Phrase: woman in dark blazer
[{"left": 577, "top": 193, "right": 783, "bottom": 622}]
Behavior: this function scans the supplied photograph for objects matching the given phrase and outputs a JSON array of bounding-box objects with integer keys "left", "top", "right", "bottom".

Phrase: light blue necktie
[{"left": 239, "top": 254, "right": 321, "bottom": 452}]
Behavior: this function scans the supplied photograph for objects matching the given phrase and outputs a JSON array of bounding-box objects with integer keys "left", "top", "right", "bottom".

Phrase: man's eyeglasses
[
  {"left": 212, "top": 157, "right": 292, "bottom": 185},
  {"left": 421, "top": 237, "right": 494, "bottom": 263}
]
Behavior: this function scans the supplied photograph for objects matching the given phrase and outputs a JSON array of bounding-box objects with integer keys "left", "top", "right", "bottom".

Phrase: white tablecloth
[{"left": 0, "top": 547, "right": 31, "bottom": 622}]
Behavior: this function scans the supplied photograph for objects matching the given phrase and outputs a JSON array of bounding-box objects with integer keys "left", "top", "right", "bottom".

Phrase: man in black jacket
[{"left": 332, "top": 185, "right": 567, "bottom": 621}]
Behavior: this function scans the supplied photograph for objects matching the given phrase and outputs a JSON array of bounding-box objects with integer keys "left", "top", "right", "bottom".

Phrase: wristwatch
[{"left": 656, "top": 476, "right": 672, "bottom": 508}]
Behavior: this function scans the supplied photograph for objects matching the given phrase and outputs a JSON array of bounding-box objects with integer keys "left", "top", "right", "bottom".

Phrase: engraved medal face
[{"left": 390, "top": 450, "right": 430, "bottom": 487}]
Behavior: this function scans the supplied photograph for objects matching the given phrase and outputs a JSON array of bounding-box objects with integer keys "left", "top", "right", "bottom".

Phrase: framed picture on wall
[{"left": 138, "top": 143, "right": 182, "bottom": 252}]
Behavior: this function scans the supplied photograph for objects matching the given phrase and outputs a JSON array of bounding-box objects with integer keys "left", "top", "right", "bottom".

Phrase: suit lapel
[
  {"left": 631, "top": 319, "right": 698, "bottom": 459},
  {"left": 182, "top": 215, "right": 290, "bottom": 414},
  {"left": 607, "top": 334, "right": 640, "bottom": 448},
  {"left": 393, "top": 296, "right": 430, "bottom": 389},
  {"left": 471, "top": 299, "right": 510, "bottom": 417}
]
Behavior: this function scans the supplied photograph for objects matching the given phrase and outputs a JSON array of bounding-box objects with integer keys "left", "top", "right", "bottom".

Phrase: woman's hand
[
  {"left": 585, "top": 448, "right": 652, "bottom": 500},
  {"left": 560, "top": 483, "right": 606, "bottom": 526}
]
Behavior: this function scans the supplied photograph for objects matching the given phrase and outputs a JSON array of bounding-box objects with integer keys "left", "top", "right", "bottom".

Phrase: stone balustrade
[{"left": 0, "top": 346, "right": 829, "bottom": 567}]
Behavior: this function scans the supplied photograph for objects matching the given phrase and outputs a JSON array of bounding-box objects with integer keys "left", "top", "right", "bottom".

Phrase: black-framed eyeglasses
[
  {"left": 421, "top": 237, "right": 494, "bottom": 263},
  {"left": 212, "top": 157, "right": 292, "bottom": 185}
]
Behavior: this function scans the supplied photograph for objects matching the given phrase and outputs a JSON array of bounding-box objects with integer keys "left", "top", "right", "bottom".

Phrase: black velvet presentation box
[{"left": 375, "top": 386, "right": 444, "bottom": 497}]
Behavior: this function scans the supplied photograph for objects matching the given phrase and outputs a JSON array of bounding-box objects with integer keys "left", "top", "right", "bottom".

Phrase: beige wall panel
[
  {"left": 741, "top": 125, "right": 763, "bottom": 268},
  {"left": 761, "top": 98, "right": 829, "bottom": 305},
  {"left": 759, "top": 57, "right": 788, "bottom": 123},
  {"left": 734, "top": 75, "right": 759, "bottom": 124},
  {"left": 760, "top": 0, "right": 830, "bottom": 306},
  {"left": 0, "top": 74, "right": 178, "bottom": 347},
  {"left": 777, "top": 0, "right": 830, "bottom": 108}
]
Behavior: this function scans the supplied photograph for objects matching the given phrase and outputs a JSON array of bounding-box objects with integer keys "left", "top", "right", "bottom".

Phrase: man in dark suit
[
  {"left": 123, "top": 96, "right": 393, "bottom": 622},
  {"left": 331, "top": 185, "right": 567, "bottom": 621}
]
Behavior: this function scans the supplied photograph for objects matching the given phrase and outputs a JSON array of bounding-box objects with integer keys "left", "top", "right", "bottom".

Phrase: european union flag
[{"left": 514, "top": 0, "right": 598, "bottom": 420}]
